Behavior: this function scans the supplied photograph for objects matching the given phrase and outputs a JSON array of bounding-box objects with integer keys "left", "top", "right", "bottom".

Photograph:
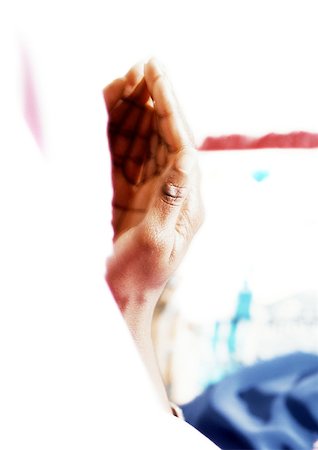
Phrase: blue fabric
[{"left": 182, "top": 353, "right": 318, "bottom": 450}]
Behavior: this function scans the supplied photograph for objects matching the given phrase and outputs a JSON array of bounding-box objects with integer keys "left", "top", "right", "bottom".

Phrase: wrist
[
  {"left": 106, "top": 245, "right": 166, "bottom": 313},
  {"left": 106, "top": 266, "right": 163, "bottom": 332}
]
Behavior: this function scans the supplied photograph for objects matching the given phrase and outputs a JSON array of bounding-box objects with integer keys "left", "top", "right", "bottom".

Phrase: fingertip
[
  {"left": 103, "top": 77, "right": 126, "bottom": 111},
  {"left": 125, "top": 61, "right": 144, "bottom": 79},
  {"left": 124, "top": 61, "right": 145, "bottom": 95},
  {"left": 144, "top": 57, "right": 165, "bottom": 85},
  {"left": 146, "top": 57, "right": 163, "bottom": 70}
]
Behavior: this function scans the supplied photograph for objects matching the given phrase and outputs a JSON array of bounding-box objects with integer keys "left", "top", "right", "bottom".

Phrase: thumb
[{"left": 148, "top": 146, "right": 197, "bottom": 230}]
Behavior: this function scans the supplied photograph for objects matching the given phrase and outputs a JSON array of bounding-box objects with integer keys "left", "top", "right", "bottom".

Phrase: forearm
[
  {"left": 124, "top": 296, "right": 171, "bottom": 411},
  {"left": 106, "top": 266, "right": 171, "bottom": 412}
]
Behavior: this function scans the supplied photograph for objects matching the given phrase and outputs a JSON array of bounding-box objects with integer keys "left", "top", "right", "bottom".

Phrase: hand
[
  {"left": 104, "top": 59, "right": 203, "bottom": 311},
  {"left": 104, "top": 59, "right": 203, "bottom": 408},
  {"left": 104, "top": 61, "right": 192, "bottom": 239}
]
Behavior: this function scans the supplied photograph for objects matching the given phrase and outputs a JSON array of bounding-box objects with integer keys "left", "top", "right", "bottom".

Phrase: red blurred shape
[{"left": 200, "top": 132, "right": 318, "bottom": 151}]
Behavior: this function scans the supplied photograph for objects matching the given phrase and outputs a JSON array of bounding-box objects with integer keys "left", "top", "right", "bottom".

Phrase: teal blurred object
[{"left": 252, "top": 170, "right": 270, "bottom": 182}]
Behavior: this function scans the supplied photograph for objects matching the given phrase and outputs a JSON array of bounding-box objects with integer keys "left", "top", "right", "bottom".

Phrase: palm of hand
[{"left": 106, "top": 76, "right": 172, "bottom": 238}]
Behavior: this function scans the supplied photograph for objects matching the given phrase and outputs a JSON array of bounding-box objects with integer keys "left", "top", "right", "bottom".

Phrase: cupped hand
[{"left": 104, "top": 59, "right": 203, "bottom": 311}]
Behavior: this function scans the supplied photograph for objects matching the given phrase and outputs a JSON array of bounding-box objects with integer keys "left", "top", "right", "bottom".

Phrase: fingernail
[{"left": 176, "top": 153, "right": 195, "bottom": 174}]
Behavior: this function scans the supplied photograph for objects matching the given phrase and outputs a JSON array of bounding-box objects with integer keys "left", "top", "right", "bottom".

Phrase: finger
[
  {"left": 147, "top": 145, "right": 197, "bottom": 231},
  {"left": 109, "top": 78, "right": 150, "bottom": 126},
  {"left": 120, "top": 79, "right": 150, "bottom": 130},
  {"left": 103, "top": 77, "right": 126, "bottom": 112},
  {"left": 144, "top": 58, "right": 193, "bottom": 153},
  {"left": 124, "top": 62, "right": 144, "bottom": 95},
  {"left": 103, "top": 62, "right": 144, "bottom": 112},
  {"left": 122, "top": 107, "right": 154, "bottom": 186},
  {"left": 108, "top": 79, "right": 152, "bottom": 172},
  {"left": 128, "top": 106, "right": 153, "bottom": 163}
]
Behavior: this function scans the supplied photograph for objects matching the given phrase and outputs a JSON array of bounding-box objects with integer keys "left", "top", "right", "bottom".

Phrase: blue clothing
[{"left": 182, "top": 353, "right": 318, "bottom": 450}]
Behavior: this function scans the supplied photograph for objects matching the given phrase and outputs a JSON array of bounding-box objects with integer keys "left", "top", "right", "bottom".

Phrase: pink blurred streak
[{"left": 21, "top": 46, "right": 44, "bottom": 151}]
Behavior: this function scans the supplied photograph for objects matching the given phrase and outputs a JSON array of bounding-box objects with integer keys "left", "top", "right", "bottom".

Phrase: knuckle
[{"left": 161, "top": 181, "right": 187, "bottom": 206}]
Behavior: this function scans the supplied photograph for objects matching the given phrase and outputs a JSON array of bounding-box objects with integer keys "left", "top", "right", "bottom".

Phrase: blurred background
[
  {"left": 95, "top": 0, "right": 318, "bottom": 404},
  {"left": 153, "top": 149, "right": 318, "bottom": 404},
  {"left": 13, "top": 0, "right": 318, "bottom": 406},
  {"left": 16, "top": 0, "right": 318, "bottom": 140},
  {"left": 94, "top": 0, "right": 318, "bottom": 141}
]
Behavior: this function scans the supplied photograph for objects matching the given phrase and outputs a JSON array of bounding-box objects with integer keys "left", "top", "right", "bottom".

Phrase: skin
[{"left": 104, "top": 59, "right": 204, "bottom": 410}]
